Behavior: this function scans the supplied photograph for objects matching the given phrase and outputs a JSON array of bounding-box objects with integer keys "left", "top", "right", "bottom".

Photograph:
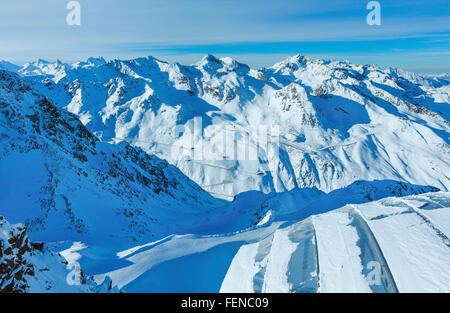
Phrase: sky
[{"left": 0, "top": 0, "right": 449, "bottom": 73}]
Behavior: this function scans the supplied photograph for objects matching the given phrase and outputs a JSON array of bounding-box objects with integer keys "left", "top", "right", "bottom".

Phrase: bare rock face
[
  {"left": 0, "top": 215, "right": 122, "bottom": 293},
  {"left": 0, "top": 215, "right": 116, "bottom": 293},
  {"left": 0, "top": 216, "right": 35, "bottom": 292}
]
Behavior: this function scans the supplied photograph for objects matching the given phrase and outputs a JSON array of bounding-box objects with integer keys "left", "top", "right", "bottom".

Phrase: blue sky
[{"left": 0, "top": 0, "right": 449, "bottom": 73}]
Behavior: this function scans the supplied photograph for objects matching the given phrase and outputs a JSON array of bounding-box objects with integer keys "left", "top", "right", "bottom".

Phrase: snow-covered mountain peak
[
  {"left": 19, "top": 59, "right": 68, "bottom": 82},
  {"left": 5, "top": 55, "right": 450, "bottom": 200},
  {"left": 219, "top": 56, "right": 250, "bottom": 71},
  {"left": 196, "top": 54, "right": 226, "bottom": 74},
  {"left": 72, "top": 57, "right": 107, "bottom": 69},
  {"left": 195, "top": 54, "right": 250, "bottom": 76},
  {"left": 270, "top": 54, "right": 328, "bottom": 74},
  {"left": 86, "top": 56, "right": 107, "bottom": 66},
  {"left": 35, "top": 58, "right": 50, "bottom": 64},
  {"left": 0, "top": 60, "right": 20, "bottom": 72},
  {"left": 198, "top": 54, "right": 221, "bottom": 64},
  {"left": 1, "top": 53, "right": 449, "bottom": 292}
]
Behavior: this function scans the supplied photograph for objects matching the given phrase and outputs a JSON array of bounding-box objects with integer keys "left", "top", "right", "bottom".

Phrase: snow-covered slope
[
  {"left": 96, "top": 192, "right": 450, "bottom": 293},
  {"left": 0, "top": 69, "right": 226, "bottom": 249},
  {"left": 10, "top": 54, "right": 449, "bottom": 199},
  {"left": 0, "top": 55, "right": 448, "bottom": 293},
  {"left": 0, "top": 61, "right": 20, "bottom": 73}
]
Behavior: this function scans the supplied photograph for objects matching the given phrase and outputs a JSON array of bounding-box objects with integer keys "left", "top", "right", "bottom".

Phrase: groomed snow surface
[{"left": 89, "top": 192, "right": 450, "bottom": 293}]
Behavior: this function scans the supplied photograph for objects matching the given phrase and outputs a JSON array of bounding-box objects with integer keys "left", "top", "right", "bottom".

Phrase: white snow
[
  {"left": 313, "top": 212, "right": 371, "bottom": 293},
  {"left": 261, "top": 227, "right": 298, "bottom": 292},
  {"left": 353, "top": 199, "right": 450, "bottom": 292},
  {"left": 59, "top": 241, "right": 87, "bottom": 267},
  {"left": 10, "top": 55, "right": 449, "bottom": 199},
  {"left": 220, "top": 242, "right": 261, "bottom": 293},
  {"left": 0, "top": 55, "right": 449, "bottom": 293}
]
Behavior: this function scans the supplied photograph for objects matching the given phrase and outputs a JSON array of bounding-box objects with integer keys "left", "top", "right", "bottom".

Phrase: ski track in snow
[
  {"left": 313, "top": 212, "right": 371, "bottom": 293},
  {"left": 87, "top": 193, "right": 450, "bottom": 293},
  {"left": 352, "top": 199, "right": 450, "bottom": 292},
  {"left": 261, "top": 227, "right": 298, "bottom": 292},
  {"left": 93, "top": 192, "right": 450, "bottom": 293}
]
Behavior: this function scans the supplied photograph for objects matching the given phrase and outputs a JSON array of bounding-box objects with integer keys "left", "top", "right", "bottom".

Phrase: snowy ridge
[
  {"left": 0, "top": 55, "right": 448, "bottom": 293},
  {"left": 0, "top": 69, "right": 225, "bottom": 247},
  {"left": 91, "top": 188, "right": 446, "bottom": 293},
  {"left": 97, "top": 192, "right": 449, "bottom": 293},
  {"left": 5, "top": 54, "right": 448, "bottom": 199},
  {"left": 0, "top": 61, "right": 20, "bottom": 73}
]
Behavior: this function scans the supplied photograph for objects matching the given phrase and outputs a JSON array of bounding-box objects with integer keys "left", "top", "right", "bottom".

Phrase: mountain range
[{"left": 0, "top": 54, "right": 449, "bottom": 292}]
